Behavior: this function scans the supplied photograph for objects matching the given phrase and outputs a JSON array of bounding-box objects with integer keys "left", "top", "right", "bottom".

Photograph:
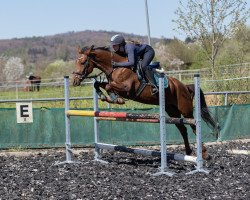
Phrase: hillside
[
  {"left": 0, "top": 30, "right": 163, "bottom": 82},
  {"left": 0, "top": 30, "right": 161, "bottom": 63}
]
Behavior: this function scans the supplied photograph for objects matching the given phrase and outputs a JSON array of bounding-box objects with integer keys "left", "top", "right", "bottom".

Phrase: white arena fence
[
  {"left": 0, "top": 79, "right": 249, "bottom": 106},
  {"left": 0, "top": 62, "right": 249, "bottom": 105},
  {"left": 166, "top": 62, "right": 250, "bottom": 83}
]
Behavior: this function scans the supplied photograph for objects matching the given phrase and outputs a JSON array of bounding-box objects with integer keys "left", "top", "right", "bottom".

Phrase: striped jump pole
[
  {"left": 66, "top": 110, "right": 195, "bottom": 125},
  {"left": 95, "top": 143, "right": 197, "bottom": 163},
  {"left": 95, "top": 117, "right": 195, "bottom": 125}
]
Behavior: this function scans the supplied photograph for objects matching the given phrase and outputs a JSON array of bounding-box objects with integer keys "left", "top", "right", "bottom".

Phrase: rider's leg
[
  {"left": 144, "top": 67, "right": 159, "bottom": 93},
  {"left": 141, "top": 46, "right": 158, "bottom": 93},
  {"left": 141, "top": 45, "right": 155, "bottom": 68}
]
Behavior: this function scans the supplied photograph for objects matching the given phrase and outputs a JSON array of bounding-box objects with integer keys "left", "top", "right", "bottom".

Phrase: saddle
[
  {"left": 135, "top": 60, "right": 160, "bottom": 81},
  {"left": 134, "top": 61, "right": 163, "bottom": 96}
]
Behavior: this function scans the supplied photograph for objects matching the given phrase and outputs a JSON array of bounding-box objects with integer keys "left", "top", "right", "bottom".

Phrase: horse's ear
[
  {"left": 85, "top": 45, "right": 95, "bottom": 55},
  {"left": 77, "top": 46, "right": 83, "bottom": 54},
  {"left": 77, "top": 46, "right": 91, "bottom": 54}
]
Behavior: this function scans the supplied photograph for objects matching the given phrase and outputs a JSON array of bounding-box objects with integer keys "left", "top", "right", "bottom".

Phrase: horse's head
[
  {"left": 73, "top": 45, "right": 127, "bottom": 86},
  {"left": 73, "top": 45, "right": 95, "bottom": 86}
]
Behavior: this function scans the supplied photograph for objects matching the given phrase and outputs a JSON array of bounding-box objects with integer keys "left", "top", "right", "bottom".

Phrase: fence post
[
  {"left": 54, "top": 76, "right": 80, "bottom": 165},
  {"left": 153, "top": 71, "right": 174, "bottom": 176},
  {"left": 93, "top": 80, "right": 108, "bottom": 163},
  {"left": 187, "top": 74, "right": 209, "bottom": 174},
  {"left": 64, "top": 76, "right": 73, "bottom": 162},
  {"left": 224, "top": 93, "right": 228, "bottom": 105},
  {"left": 15, "top": 83, "right": 18, "bottom": 99}
]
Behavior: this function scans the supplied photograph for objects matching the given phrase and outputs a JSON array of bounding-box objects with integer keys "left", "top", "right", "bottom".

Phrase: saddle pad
[{"left": 154, "top": 73, "right": 168, "bottom": 88}]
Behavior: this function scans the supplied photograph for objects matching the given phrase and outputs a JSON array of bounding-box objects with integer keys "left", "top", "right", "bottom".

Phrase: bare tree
[{"left": 173, "top": 0, "right": 250, "bottom": 77}]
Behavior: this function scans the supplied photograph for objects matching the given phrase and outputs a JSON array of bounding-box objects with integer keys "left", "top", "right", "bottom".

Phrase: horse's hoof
[
  {"left": 202, "top": 151, "right": 211, "bottom": 160},
  {"left": 100, "top": 95, "right": 107, "bottom": 101},
  {"left": 203, "top": 154, "right": 212, "bottom": 160},
  {"left": 106, "top": 97, "right": 114, "bottom": 103},
  {"left": 117, "top": 98, "right": 125, "bottom": 104}
]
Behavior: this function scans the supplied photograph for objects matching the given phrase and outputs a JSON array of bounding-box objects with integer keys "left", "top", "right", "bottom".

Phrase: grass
[
  {"left": 0, "top": 75, "right": 249, "bottom": 108},
  {"left": 0, "top": 83, "right": 159, "bottom": 109}
]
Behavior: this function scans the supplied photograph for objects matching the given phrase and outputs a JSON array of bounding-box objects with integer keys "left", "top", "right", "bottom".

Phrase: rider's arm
[{"left": 114, "top": 44, "right": 135, "bottom": 67}]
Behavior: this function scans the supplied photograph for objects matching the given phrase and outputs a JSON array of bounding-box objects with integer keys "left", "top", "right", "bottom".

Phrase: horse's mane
[
  {"left": 82, "top": 45, "right": 111, "bottom": 52},
  {"left": 94, "top": 46, "right": 111, "bottom": 51},
  {"left": 82, "top": 45, "right": 125, "bottom": 60}
]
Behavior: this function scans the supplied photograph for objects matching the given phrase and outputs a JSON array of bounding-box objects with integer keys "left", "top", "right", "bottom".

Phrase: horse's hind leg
[
  {"left": 165, "top": 105, "right": 193, "bottom": 156},
  {"left": 183, "top": 112, "right": 210, "bottom": 160}
]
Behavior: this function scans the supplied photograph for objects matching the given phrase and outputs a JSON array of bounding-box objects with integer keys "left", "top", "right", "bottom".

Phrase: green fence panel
[
  {"left": 0, "top": 108, "right": 66, "bottom": 149},
  {"left": 97, "top": 108, "right": 185, "bottom": 145},
  {"left": 70, "top": 115, "right": 94, "bottom": 146},
  {"left": 216, "top": 104, "right": 250, "bottom": 141},
  {"left": 0, "top": 105, "right": 249, "bottom": 149}
]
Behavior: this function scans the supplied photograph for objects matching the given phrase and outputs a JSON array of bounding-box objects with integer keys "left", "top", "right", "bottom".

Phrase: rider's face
[{"left": 112, "top": 44, "right": 119, "bottom": 52}]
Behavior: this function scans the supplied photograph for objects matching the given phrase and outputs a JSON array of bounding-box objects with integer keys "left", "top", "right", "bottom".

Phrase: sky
[
  {"left": 0, "top": 0, "right": 183, "bottom": 40},
  {"left": 0, "top": 0, "right": 249, "bottom": 41}
]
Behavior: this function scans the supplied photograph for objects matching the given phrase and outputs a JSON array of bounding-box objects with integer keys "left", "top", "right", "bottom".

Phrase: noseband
[
  {"left": 73, "top": 55, "right": 91, "bottom": 80},
  {"left": 74, "top": 52, "right": 104, "bottom": 80}
]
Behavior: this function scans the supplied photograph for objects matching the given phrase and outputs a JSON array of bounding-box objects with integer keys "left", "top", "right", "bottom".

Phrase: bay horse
[
  {"left": 27, "top": 75, "right": 41, "bottom": 91},
  {"left": 73, "top": 45, "right": 219, "bottom": 160}
]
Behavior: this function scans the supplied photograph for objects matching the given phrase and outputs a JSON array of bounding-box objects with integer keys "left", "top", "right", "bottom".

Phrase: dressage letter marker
[{"left": 16, "top": 102, "right": 33, "bottom": 123}]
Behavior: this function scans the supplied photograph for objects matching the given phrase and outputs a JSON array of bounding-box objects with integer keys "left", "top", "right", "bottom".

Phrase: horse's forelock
[{"left": 81, "top": 46, "right": 89, "bottom": 53}]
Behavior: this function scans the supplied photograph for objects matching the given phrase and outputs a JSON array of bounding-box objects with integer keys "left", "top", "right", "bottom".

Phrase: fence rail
[
  {"left": 0, "top": 63, "right": 249, "bottom": 106},
  {"left": 0, "top": 89, "right": 249, "bottom": 106},
  {"left": 166, "top": 63, "right": 250, "bottom": 82}
]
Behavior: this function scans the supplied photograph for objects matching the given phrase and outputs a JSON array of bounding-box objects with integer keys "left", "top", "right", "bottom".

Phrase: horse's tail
[{"left": 186, "top": 84, "right": 220, "bottom": 132}]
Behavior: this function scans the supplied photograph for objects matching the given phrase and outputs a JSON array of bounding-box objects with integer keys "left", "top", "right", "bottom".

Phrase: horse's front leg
[
  {"left": 94, "top": 81, "right": 109, "bottom": 101},
  {"left": 105, "top": 84, "right": 125, "bottom": 104},
  {"left": 94, "top": 81, "right": 125, "bottom": 104}
]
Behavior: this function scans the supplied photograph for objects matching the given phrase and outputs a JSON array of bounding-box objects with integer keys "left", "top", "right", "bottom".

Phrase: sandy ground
[{"left": 0, "top": 140, "right": 249, "bottom": 199}]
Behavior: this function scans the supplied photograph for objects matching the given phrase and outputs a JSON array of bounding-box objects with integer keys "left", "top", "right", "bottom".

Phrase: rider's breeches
[{"left": 141, "top": 45, "right": 155, "bottom": 72}]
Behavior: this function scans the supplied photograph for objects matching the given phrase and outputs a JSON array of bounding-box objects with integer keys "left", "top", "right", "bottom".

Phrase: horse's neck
[
  {"left": 113, "top": 52, "right": 127, "bottom": 62},
  {"left": 94, "top": 50, "right": 126, "bottom": 75},
  {"left": 91, "top": 49, "right": 129, "bottom": 78}
]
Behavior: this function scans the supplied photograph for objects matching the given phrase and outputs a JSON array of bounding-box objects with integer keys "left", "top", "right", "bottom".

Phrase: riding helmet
[{"left": 110, "top": 34, "right": 125, "bottom": 46}]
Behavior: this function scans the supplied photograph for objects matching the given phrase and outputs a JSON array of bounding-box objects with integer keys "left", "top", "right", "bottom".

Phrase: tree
[
  {"left": 155, "top": 39, "right": 199, "bottom": 70},
  {"left": 57, "top": 44, "right": 70, "bottom": 61},
  {"left": 233, "top": 24, "right": 250, "bottom": 58},
  {"left": 42, "top": 60, "right": 74, "bottom": 78},
  {"left": 173, "top": 0, "right": 250, "bottom": 77},
  {"left": 3, "top": 57, "right": 24, "bottom": 81}
]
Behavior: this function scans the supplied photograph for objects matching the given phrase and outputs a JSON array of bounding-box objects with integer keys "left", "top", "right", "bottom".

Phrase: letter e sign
[{"left": 16, "top": 102, "right": 33, "bottom": 123}]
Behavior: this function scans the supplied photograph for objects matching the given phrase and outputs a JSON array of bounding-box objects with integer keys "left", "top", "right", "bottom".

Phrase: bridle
[
  {"left": 73, "top": 46, "right": 114, "bottom": 80},
  {"left": 73, "top": 55, "right": 92, "bottom": 80},
  {"left": 72, "top": 48, "right": 103, "bottom": 80}
]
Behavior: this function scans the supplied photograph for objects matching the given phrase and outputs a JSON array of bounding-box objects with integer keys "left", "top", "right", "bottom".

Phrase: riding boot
[{"left": 144, "top": 69, "right": 159, "bottom": 94}]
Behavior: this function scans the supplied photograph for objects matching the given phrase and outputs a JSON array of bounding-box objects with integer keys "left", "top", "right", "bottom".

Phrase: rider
[{"left": 110, "top": 34, "right": 158, "bottom": 93}]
